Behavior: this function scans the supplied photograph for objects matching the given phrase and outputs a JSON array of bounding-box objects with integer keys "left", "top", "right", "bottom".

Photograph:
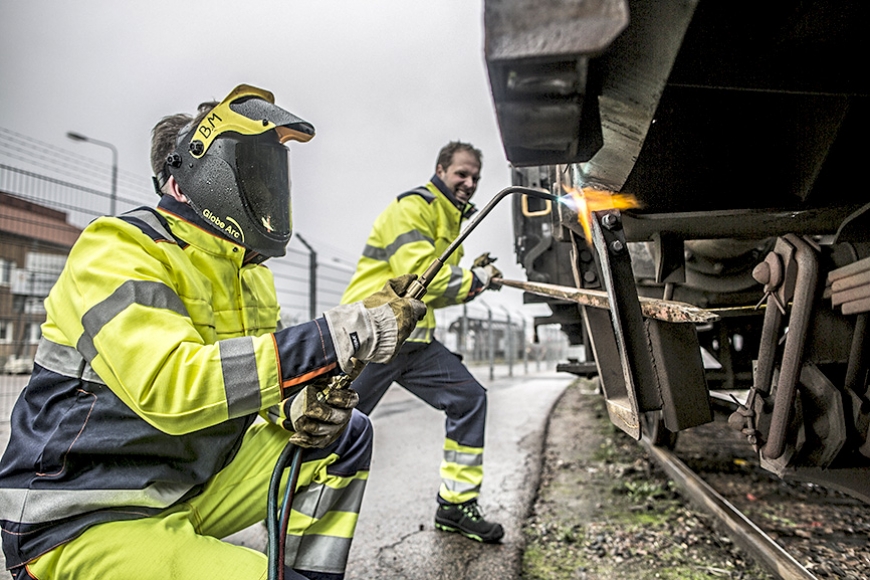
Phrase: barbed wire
[
  {"left": 0, "top": 127, "right": 153, "bottom": 190},
  {"left": 289, "top": 231, "right": 360, "bottom": 264},
  {"left": 318, "top": 273, "right": 352, "bottom": 286},
  {"left": 317, "top": 260, "right": 352, "bottom": 272},
  {"left": 0, "top": 164, "right": 147, "bottom": 217},
  {"left": 0, "top": 139, "right": 154, "bottom": 212}
]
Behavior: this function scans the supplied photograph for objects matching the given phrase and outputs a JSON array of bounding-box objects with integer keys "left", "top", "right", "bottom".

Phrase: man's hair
[
  {"left": 150, "top": 101, "right": 218, "bottom": 179},
  {"left": 435, "top": 141, "right": 482, "bottom": 172}
]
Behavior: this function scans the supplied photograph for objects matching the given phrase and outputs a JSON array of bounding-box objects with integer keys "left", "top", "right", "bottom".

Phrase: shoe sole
[{"left": 434, "top": 521, "right": 502, "bottom": 543}]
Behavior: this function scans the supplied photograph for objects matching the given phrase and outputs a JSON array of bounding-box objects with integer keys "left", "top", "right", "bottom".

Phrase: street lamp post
[{"left": 66, "top": 131, "right": 118, "bottom": 216}]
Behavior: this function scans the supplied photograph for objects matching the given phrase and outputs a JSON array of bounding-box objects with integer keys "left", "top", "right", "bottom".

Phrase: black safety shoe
[{"left": 434, "top": 500, "right": 504, "bottom": 543}]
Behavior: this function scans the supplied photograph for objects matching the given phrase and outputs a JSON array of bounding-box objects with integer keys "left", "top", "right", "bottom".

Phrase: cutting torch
[{"left": 267, "top": 185, "right": 558, "bottom": 580}]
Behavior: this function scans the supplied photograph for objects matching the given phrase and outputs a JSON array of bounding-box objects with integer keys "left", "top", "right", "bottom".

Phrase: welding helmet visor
[
  {"left": 235, "top": 134, "right": 292, "bottom": 241},
  {"left": 167, "top": 84, "right": 314, "bottom": 257}
]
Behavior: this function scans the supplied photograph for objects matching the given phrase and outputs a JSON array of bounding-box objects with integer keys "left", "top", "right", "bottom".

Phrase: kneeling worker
[{"left": 0, "top": 85, "right": 425, "bottom": 580}]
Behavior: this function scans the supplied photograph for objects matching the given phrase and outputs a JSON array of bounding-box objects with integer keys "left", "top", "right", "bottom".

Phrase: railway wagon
[{"left": 483, "top": 0, "right": 869, "bottom": 501}]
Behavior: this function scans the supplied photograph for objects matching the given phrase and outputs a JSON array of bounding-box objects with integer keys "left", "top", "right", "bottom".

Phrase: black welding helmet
[{"left": 166, "top": 84, "right": 315, "bottom": 257}]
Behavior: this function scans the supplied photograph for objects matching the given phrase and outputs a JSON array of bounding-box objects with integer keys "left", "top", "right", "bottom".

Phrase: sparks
[{"left": 561, "top": 185, "right": 640, "bottom": 244}]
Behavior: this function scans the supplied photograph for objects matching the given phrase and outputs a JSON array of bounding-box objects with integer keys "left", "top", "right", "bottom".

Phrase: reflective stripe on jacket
[
  {"left": 340, "top": 179, "right": 476, "bottom": 343},
  {"left": 0, "top": 197, "right": 338, "bottom": 567}
]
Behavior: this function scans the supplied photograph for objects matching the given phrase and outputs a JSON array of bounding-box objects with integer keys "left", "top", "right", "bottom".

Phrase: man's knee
[
  {"left": 325, "top": 410, "right": 373, "bottom": 472},
  {"left": 448, "top": 379, "right": 488, "bottom": 416}
]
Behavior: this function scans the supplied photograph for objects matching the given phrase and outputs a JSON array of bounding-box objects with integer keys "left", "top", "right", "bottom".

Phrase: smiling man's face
[{"left": 436, "top": 150, "right": 481, "bottom": 204}]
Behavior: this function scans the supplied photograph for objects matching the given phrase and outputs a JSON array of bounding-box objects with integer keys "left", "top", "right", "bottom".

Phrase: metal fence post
[
  {"left": 482, "top": 302, "right": 494, "bottom": 381},
  {"left": 295, "top": 234, "right": 317, "bottom": 321},
  {"left": 522, "top": 316, "right": 528, "bottom": 374},
  {"left": 501, "top": 306, "right": 513, "bottom": 377},
  {"left": 461, "top": 303, "right": 469, "bottom": 359}
]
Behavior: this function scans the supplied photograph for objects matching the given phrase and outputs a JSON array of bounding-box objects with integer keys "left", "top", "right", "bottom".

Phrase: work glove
[
  {"left": 361, "top": 273, "right": 426, "bottom": 341},
  {"left": 323, "top": 274, "right": 427, "bottom": 374},
  {"left": 284, "top": 378, "right": 359, "bottom": 448},
  {"left": 472, "top": 252, "right": 496, "bottom": 269},
  {"left": 471, "top": 252, "right": 503, "bottom": 291}
]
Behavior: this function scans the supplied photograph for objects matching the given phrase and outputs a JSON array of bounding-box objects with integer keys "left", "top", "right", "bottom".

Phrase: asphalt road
[
  {"left": 0, "top": 363, "right": 574, "bottom": 579},
  {"left": 342, "top": 364, "right": 573, "bottom": 579}
]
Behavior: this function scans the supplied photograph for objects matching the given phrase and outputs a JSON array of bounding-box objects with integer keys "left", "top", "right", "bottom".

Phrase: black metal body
[{"left": 487, "top": 0, "right": 870, "bottom": 502}]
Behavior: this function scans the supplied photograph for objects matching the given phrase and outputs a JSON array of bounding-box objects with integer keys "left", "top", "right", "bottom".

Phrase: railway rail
[
  {"left": 527, "top": 381, "right": 870, "bottom": 579},
  {"left": 649, "top": 400, "right": 870, "bottom": 580},
  {"left": 643, "top": 438, "right": 816, "bottom": 580}
]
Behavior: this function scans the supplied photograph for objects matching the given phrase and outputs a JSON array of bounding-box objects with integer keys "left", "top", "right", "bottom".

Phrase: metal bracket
[{"left": 587, "top": 209, "right": 661, "bottom": 438}]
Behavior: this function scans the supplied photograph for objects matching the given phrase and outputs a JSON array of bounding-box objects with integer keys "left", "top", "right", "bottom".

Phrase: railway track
[
  {"left": 644, "top": 401, "right": 870, "bottom": 580},
  {"left": 523, "top": 379, "right": 870, "bottom": 579},
  {"left": 642, "top": 438, "right": 816, "bottom": 580}
]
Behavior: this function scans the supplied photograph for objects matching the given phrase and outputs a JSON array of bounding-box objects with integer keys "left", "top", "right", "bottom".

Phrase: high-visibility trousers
[
  {"left": 351, "top": 339, "right": 487, "bottom": 505},
  {"left": 18, "top": 412, "right": 372, "bottom": 580}
]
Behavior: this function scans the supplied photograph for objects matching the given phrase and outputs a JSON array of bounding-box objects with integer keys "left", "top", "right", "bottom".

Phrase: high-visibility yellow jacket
[
  {"left": 341, "top": 177, "right": 482, "bottom": 343},
  {"left": 0, "top": 197, "right": 339, "bottom": 567}
]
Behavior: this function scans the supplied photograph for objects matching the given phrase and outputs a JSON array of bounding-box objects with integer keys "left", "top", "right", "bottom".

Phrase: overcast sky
[{"left": 0, "top": 0, "right": 555, "bottom": 324}]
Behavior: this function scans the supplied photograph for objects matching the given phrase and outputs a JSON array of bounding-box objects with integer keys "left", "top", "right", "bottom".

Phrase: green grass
[
  {"left": 522, "top": 540, "right": 590, "bottom": 579},
  {"left": 521, "top": 383, "right": 774, "bottom": 580}
]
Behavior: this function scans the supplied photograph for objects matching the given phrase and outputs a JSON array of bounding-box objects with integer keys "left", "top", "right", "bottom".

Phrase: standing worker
[
  {"left": 341, "top": 141, "right": 505, "bottom": 543},
  {"left": 0, "top": 85, "right": 425, "bottom": 580}
]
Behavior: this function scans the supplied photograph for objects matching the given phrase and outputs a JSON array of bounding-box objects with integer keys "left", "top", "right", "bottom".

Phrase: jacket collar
[
  {"left": 156, "top": 195, "right": 250, "bottom": 262},
  {"left": 430, "top": 175, "right": 477, "bottom": 219}
]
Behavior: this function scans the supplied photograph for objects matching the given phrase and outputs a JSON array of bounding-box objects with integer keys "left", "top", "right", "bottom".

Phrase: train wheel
[{"left": 642, "top": 411, "right": 678, "bottom": 449}]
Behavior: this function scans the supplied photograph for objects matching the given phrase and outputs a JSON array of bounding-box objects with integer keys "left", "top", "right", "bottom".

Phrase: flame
[{"left": 561, "top": 185, "right": 640, "bottom": 244}]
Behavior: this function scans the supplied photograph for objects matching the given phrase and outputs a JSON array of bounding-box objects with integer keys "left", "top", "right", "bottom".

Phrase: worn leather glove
[
  {"left": 284, "top": 380, "right": 359, "bottom": 448},
  {"left": 323, "top": 274, "right": 427, "bottom": 374},
  {"left": 472, "top": 252, "right": 496, "bottom": 269},
  {"left": 477, "top": 264, "right": 503, "bottom": 290},
  {"left": 361, "top": 274, "right": 427, "bottom": 344},
  {"left": 471, "top": 253, "right": 503, "bottom": 291}
]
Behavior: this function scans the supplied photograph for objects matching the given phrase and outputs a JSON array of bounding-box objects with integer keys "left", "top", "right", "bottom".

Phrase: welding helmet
[{"left": 165, "top": 84, "right": 315, "bottom": 257}]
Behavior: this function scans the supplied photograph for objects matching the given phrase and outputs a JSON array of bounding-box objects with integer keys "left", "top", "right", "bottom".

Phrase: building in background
[{"left": 0, "top": 191, "right": 81, "bottom": 373}]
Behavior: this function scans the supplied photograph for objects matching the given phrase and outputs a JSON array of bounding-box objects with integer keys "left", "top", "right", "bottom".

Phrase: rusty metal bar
[
  {"left": 832, "top": 283, "right": 870, "bottom": 307},
  {"left": 832, "top": 269, "right": 870, "bottom": 293},
  {"left": 590, "top": 209, "right": 657, "bottom": 440},
  {"left": 828, "top": 255, "right": 870, "bottom": 283},
  {"left": 845, "top": 313, "right": 868, "bottom": 394},
  {"left": 763, "top": 235, "right": 819, "bottom": 461},
  {"left": 830, "top": 257, "right": 870, "bottom": 315},
  {"left": 496, "top": 277, "right": 718, "bottom": 324}
]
